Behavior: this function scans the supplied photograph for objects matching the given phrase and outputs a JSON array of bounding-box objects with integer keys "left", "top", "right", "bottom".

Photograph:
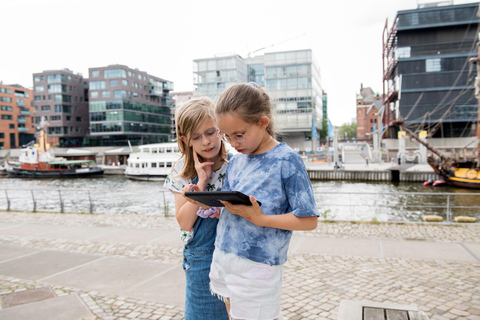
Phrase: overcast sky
[{"left": 1, "top": 0, "right": 478, "bottom": 126}]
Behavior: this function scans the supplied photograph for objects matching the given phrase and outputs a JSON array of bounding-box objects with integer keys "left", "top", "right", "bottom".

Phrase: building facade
[
  {"left": 85, "top": 65, "right": 174, "bottom": 147},
  {"left": 193, "top": 49, "right": 323, "bottom": 150},
  {"left": 0, "top": 84, "right": 34, "bottom": 149},
  {"left": 32, "top": 69, "right": 89, "bottom": 147},
  {"left": 356, "top": 85, "right": 383, "bottom": 140},
  {"left": 383, "top": 2, "right": 479, "bottom": 138}
]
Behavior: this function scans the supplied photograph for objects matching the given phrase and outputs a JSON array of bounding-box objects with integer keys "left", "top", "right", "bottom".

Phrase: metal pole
[
  {"left": 31, "top": 190, "right": 36, "bottom": 213},
  {"left": 162, "top": 191, "right": 167, "bottom": 216},
  {"left": 58, "top": 190, "right": 64, "bottom": 213},
  {"left": 446, "top": 194, "right": 450, "bottom": 222},
  {"left": 88, "top": 190, "right": 93, "bottom": 214},
  {"left": 5, "top": 190, "right": 10, "bottom": 211}
]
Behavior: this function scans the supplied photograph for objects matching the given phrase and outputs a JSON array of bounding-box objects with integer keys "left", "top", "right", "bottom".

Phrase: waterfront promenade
[{"left": 0, "top": 211, "right": 479, "bottom": 319}]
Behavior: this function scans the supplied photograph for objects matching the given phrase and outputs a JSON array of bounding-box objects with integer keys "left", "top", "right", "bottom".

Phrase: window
[
  {"left": 50, "top": 116, "right": 61, "bottom": 121},
  {"left": 47, "top": 74, "right": 67, "bottom": 83},
  {"left": 101, "top": 91, "right": 111, "bottom": 97},
  {"left": 91, "top": 70, "right": 100, "bottom": 77},
  {"left": 41, "top": 105, "right": 50, "bottom": 111},
  {"left": 109, "top": 79, "right": 117, "bottom": 86},
  {"left": 1, "top": 106, "right": 12, "bottom": 111},
  {"left": 0, "top": 97, "right": 12, "bottom": 103},
  {"left": 0, "top": 88, "right": 12, "bottom": 94},
  {"left": 76, "top": 117, "right": 82, "bottom": 122},
  {"left": 34, "top": 76, "right": 41, "bottom": 82},
  {"left": 122, "top": 79, "right": 128, "bottom": 86},
  {"left": 9, "top": 124, "right": 14, "bottom": 129},
  {"left": 114, "top": 90, "right": 127, "bottom": 98},
  {"left": 0, "top": 133, "right": 4, "bottom": 138},
  {"left": 35, "top": 86, "right": 44, "bottom": 92},
  {"left": 66, "top": 116, "right": 71, "bottom": 121},
  {"left": 34, "top": 96, "right": 41, "bottom": 101},
  {"left": 91, "top": 91, "right": 98, "bottom": 98},
  {"left": 105, "top": 69, "right": 127, "bottom": 78},
  {"left": 1, "top": 115, "right": 13, "bottom": 120},
  {"left": 426, "top": 58, "right": 441, "bottom": 72},
  {"left": 397, "top": 47, "right": 411, "bottom": 59},
  {"left": 89, "top": 81, "right": 106, "bottom": 90}
]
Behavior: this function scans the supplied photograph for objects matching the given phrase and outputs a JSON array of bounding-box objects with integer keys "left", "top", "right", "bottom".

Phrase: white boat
[{"left": 125, "top": 143, "right": 180, "bottom": 181}]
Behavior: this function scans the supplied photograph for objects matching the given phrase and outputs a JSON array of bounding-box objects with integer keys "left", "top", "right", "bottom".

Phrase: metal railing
[
  {"left": 1, "top": 189, "right": 479, "bottom": 223},
  {"left": 315, "top": 191, "right": 480, "bottom": 222}
]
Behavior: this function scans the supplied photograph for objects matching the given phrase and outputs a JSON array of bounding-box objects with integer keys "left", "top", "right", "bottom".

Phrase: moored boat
[
  {"left": 5, "top": 117, "right": 103, "bottom": 178},
  {"left": 5, "top": 143, "right": 104, "bottom": 178},
  {"left": 125, "top": 143, "right": 180, "bottom": 181}
]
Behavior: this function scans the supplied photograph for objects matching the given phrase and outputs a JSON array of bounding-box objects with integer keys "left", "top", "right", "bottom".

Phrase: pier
[{"left": 305, "top": 162, "right": 437, "bottom": 182}]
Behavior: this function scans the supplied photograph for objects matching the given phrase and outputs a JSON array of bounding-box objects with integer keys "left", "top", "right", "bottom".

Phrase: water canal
[{"left": 1, "top": 175, "right": 479, "bottom": 222}]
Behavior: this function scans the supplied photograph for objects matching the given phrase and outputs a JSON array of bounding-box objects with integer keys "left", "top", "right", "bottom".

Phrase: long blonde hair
[{"left": 175, "top": 97, "right": 228, "bottom": 179}]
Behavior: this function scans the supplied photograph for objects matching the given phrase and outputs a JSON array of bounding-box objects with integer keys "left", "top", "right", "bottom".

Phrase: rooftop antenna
[{"left": 247, "top": 33, "right": 307, "bottom": 58}]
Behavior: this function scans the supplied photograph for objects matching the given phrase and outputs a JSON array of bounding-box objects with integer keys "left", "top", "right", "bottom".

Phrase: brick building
[
  {"left": 356, "top": 84, "right": 383, "bottom": 140},
  {"left": 0, "top": 83, "right": 35, "bottom": 149},
  {"left": 32, "top": 69, "right": 89, "bottom": 147}
]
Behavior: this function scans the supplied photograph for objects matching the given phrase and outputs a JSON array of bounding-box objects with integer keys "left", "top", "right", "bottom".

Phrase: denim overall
[{"left": 182, "top": 178, "right": 229, "bottom": 319}]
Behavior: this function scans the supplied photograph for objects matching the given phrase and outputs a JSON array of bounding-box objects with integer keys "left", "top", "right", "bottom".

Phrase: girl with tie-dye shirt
[{"left": 210, "top": 83, "right": 319, "bottom": 320}]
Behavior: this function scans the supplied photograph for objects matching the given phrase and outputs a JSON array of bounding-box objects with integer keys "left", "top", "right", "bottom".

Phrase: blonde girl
[{"left": 164, "top": 97, "right": 229, "bottom": 320}]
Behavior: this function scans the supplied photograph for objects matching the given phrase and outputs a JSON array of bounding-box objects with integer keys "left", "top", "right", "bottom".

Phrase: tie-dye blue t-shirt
[{"left": 215, "top": 143, "right": 319, "bottom": 265}]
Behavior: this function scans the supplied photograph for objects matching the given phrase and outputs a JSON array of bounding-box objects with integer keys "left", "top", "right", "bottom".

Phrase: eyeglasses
[
  {"left": 190, "top": 128, "right": 218, "bottom": 143},
  {"left": 217, "top": 125, "right": 252, "bottom": 144}
]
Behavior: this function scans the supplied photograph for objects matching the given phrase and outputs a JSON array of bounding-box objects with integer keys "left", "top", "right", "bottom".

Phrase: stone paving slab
[
  {"left": 0, "top": 293, "right": 95, "bottom": 320},
  {"left": 88, "top": 227, "right": 173, "bottom": 243},
  {"left": 0, "top": 249, "right": 101, "bottom": 280},
  {"left": 122, "top": 264, "right": 185, "bottom": 306},
  {"left": 32, "top": 225, "right": 120, "bottom": 241},
  {"left": 463, "top": 243, "right": 480, "bottom": 260},
  {"left": 381, "top": 240, "right": 478, "bottom": 262},
  {"left": 296, "top": 236, "right": 380, "bottom": 258},
  {"left": 0, "top": 224, "right": 58, "bottom": 236},
  {"left": 0, "top": 244, "right": 38, "bottom": 262},
  {"left": 41, "top": 256, "right": 177, "bottom": 297}
]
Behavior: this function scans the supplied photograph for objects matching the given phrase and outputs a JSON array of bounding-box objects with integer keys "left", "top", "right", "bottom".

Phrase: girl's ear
[
  {"left": 180, "top": 135, "right": 188, "bottom": 146},
  {"left": 258, "top": 116, "right": 270, "bottom": 129}
]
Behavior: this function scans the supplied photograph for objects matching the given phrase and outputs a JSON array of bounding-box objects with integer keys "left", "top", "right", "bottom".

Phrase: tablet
[{"left": 184, "top": 191, "right": 261, "bottom": 207}]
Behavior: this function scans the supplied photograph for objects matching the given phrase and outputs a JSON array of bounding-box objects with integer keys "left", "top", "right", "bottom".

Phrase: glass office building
[
  {"left": 193, "top": 49, "right": 323, "bottom": 150},
  {"left": 85, "top": 65, "right": 174, "bottom": 146}
]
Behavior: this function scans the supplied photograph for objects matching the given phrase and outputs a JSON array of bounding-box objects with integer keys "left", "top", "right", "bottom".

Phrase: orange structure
[
  {"left": 356, "top": 84, "right": 383, "bottom": 141},
  {"left": 0, "top": 83, "right": 35, "bottom": 149}
]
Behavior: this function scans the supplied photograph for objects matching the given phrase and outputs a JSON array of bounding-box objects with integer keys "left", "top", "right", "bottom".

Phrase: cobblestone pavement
[{"left": 0, "top": 211, "right": 479, "bottom": 320}]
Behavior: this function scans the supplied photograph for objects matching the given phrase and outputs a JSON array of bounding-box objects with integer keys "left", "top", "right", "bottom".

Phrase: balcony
[
  {"left": 150, "top": 85, "right": 163, "bottom": 96},
  {"left": 18, "top": 127, "right": 30, "bottom": 132},
  {"left": 20, "top": 110, "right": 31, "bottom": 116},
  {"left": 17, "top": 118, "right": 26, "bottom": 124}
]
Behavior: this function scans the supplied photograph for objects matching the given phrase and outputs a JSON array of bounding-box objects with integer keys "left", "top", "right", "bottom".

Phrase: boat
[
  {"left": 125, "top": 142, "right": 180, "bottom": 181},
  {"left": 5, "top": 117, "right": 103, "bottom": 178},
  {"left": 396, "top": 121, "right": 480, "bottom": 189}
]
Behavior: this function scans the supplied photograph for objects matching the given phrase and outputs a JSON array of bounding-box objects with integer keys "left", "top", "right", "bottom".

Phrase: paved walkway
[{"left": 0, "top": 212, "right": 478, "bottom": 320}]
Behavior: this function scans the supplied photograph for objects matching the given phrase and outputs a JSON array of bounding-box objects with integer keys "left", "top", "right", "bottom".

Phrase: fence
[{"left": 1, "top": 189, "right": 479, "bottom": 223}]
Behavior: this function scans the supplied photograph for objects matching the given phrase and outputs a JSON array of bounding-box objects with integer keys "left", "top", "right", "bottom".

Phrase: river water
[{"left": 1, "top": 175, "right": 479, "bottom": 222}]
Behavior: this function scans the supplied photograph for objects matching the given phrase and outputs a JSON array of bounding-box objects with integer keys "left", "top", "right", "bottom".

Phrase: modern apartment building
[
  {"left": 85, "top": 64, "right": 174, "bottom": 146},
  {"left": 32, "top": 69, "right": 89, "bottom": 147},
  {"left": 383, "top": 2, "right": 479, "bottom": 138},
  {"left": 193, "top": 49, "right": 323, "bottom": 150},
  {"left": 0, "top": 83, "right": 34, "bottom": 149}
]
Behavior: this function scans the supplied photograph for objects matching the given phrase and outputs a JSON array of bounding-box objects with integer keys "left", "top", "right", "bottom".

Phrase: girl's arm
[
  {"left": 175, "top": 150, "right": 215, "bottom": 231},
  {"left": 221, "top": 196, "right": 318, "bottom": 231}
]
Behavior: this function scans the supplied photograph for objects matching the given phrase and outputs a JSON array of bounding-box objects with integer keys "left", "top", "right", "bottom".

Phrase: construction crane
[{"left": 247, "top": 33, "right": 307, "bottom": 58}]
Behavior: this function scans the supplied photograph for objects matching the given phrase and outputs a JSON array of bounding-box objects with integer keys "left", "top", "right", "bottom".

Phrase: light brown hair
[
  {"left": 215, "top": 83, "right": 276, "bottom": 137},
  {"left": 175, "top": 97, "right": 228, "bottom": 179}
]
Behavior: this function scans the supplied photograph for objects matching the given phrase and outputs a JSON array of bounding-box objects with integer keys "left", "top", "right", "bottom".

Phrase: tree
[{"left": 338, "top": 122, "right": 357, "bottom": 140}]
